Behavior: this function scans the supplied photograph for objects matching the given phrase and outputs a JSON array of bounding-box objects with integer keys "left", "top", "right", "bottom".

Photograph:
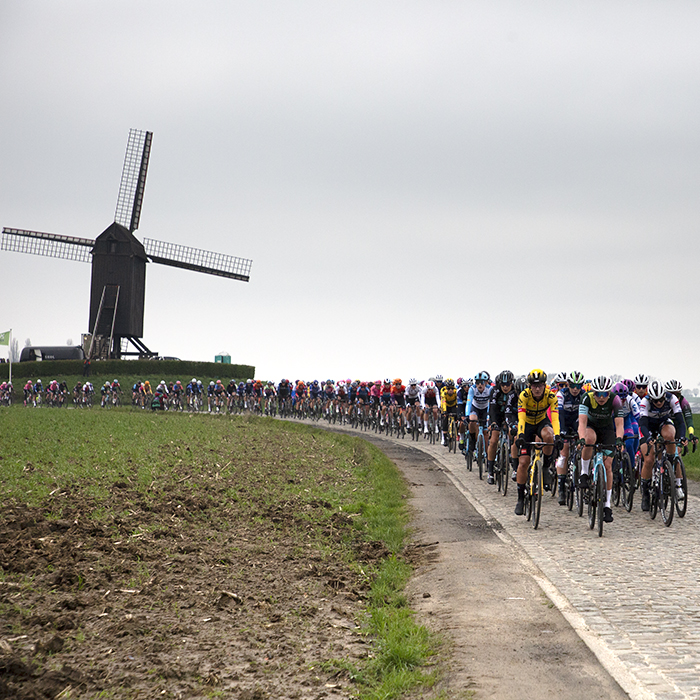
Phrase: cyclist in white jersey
[{"left": 466, "top": 371, "right": 492, "bottom": 452}]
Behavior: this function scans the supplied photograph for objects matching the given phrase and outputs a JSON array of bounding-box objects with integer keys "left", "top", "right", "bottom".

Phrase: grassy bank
[{"left": 0, "top": 408, "right": 439, "bottom": 699}]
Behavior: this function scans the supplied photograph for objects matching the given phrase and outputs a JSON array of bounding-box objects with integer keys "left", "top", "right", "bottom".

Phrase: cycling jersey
[
  {"left": 578, "top": 392, "right": 624, "bottom": 429},
  {"left": 517, "top": 388, "right": 560, "bottom": 434},
  {"left": 557, "top": 387, "right": 583, "bottom": 433},
  {"left": 440, "top": 387, "right": 458, "bottom": 411},
  {"left": 639, "top": 394, "right": 685, "bottom": 440},
  {"left": 466, "top": 385, "right": 492, "bottom": 415},
  {"left": 489, "top": 388, "right": 518, "bottom": 427}
]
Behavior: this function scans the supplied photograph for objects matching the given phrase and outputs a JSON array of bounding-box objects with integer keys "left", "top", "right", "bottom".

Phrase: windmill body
[{"left": 2, "top": 130, "right": 252, "bottom": 359}]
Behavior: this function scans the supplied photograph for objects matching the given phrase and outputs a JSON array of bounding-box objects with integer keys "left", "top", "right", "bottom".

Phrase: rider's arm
[
  {"left": 466, "top": 386, "right": 475, "bottom": 416},
  {"left": 670, "top": 395, "right": 686, "bottom": 439},
  {"left": 548, "top": 392, "right": 560, "bottom": 435},
  {"left": 577, "top": 401, "right": 589, "bottom": 441}
]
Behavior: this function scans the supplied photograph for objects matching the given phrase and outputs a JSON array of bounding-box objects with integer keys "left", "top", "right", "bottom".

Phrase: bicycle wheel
[
  {"left": 496, "top": 441, "right": 504, "bottom": 493},
  {"left": 612, "top": 453, "right": 621, "bottom": 507},
  {"left": 566, "top": 455, "right": 576, "bottom": 511},
  {"left": 650, "top": 472, "right": 658, "bottom": 520},
  {"left": 476, "top": 433, "right": 484, "bottom": 480},
  {"left": 675, "top": 455, "right": 688, "bottom": 518},
  {"left": 588, "top": 467, "right": 597, "bottom": 530},
  {"left": 576, "top": 457, "right": 584, "bottom": 518},
  {"left": 596, "top": 463, "right": 605, "bottom": 537},
  {"left": 660, "top": 459, "right": 675, "bottom": 527},
  {"left": 532, "top": 457, "right": 543, "bottom": 529},
  {"left": 621, "top": 451, "right": 635, "bottom": 513}
]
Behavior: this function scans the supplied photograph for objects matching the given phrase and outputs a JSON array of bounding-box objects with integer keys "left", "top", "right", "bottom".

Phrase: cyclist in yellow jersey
[
  {"left": 440, "top": 378, "right": 459, "bottom": 446},
  {"left": 514, "top": 369, "right": 563, "bottom": 515}
]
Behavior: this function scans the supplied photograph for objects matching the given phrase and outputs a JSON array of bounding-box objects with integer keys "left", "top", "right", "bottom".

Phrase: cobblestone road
[{"left": 354, "top": 426, "right": 700, "bottom": 700}]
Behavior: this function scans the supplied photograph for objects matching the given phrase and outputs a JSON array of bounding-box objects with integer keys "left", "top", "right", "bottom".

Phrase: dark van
[{"left": 20, "top": 346, "right": 86, "bottom": 362}]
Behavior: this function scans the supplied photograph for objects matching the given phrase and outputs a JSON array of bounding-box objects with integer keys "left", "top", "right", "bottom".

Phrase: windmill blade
[
  {"left": 114, "top": 129, "right": 153, "bottom": 232},
  {"left": 143, "top": 238, "right": 252, "bottom": 282},
  {"left": 1, "top": 227, "right": 93, "bottom": 263}
]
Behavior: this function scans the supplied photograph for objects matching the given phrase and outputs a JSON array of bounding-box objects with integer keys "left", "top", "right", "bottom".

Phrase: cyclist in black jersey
[{"left": 577, "top": 375, "right": 625, "bottom": 524}]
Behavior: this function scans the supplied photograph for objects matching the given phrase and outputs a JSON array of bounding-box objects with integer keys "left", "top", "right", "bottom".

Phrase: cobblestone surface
[
  {"left": 351, "top": 425, "right": 700, "bottom": 700},
  {"left": 413, "top": 438, "right": 700, "bottom": 700}
]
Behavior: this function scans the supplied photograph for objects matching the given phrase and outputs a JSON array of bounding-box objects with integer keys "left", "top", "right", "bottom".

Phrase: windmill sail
[
  {"left": 114, "top": 129, "right": 153, "bottom": 232},
  {"left": 143, "top": 238, "right": 252, "bottom": 282},
  {"left": 1, "top": 228, "right": 93, "bottom": 263}
]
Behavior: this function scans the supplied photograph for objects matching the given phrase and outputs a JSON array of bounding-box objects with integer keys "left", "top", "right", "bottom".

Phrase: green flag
[{"left": 0, "top": 331, "right": 9, "bottom": 346}]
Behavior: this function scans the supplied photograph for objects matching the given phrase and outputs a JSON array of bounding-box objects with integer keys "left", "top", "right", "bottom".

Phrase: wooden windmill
[{"left": 2, "top": 129, "right": 252, "bottom": 359}]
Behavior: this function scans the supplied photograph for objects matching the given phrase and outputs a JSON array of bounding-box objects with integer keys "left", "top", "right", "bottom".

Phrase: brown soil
[{"left": 0, "top": 472, "right": 388, "bottom": 699}]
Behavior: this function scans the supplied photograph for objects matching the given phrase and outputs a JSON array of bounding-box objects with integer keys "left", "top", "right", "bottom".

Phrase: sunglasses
[
  {"left": 594, "top": 391, "right": 610, "bottom": 399},
  {"left": 569, "top": 383, "right": 582, "bottom": 390}
]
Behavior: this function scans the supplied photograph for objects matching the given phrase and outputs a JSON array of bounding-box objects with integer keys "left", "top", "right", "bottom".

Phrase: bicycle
[
  {"left": 646, "top": 437, "right": 677, "bottom": 526},
  {"left": 465, "top": 421, "right": 487, "bottom": 478},
  {"left": 581, "top": 443, "right": 616, "bottom": 538},
  {"left": 495, "top": 424, "right": 513, "bottom": 496},
  {"left": 522, "top": 441, "right": 546, "bottom": 529},
  {"left": 611, "top": 442, "right": 634, "bottom": 512},
  {"left": 672, "top": 438, "right": 695, "bottom": 518},
  {"left": 445, "top": 413, "right": 460, "bottom": 453}
]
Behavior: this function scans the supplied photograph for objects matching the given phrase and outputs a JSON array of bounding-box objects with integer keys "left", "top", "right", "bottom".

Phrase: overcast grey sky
[{"left": 1, "top": 1, "right": 699, "bottom": 385}]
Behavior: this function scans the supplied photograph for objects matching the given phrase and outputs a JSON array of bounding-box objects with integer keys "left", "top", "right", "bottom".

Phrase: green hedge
[{"left": 0, "top": 359, "right": 255, "bottom": 382}]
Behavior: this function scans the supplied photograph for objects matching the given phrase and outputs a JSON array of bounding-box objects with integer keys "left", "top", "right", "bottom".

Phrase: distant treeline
[{"left": 0, "top": 359, "right": 255, "bottom": 382}]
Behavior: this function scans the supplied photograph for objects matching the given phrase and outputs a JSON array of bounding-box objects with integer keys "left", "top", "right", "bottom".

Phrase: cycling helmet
[
  {"left": 427, "top": 380, "right": 436, "bottom": 389},
  {"left": 590, "top": 375, "right": 613, "bottom": 393},
  {"left": 527, "top": 369, "right": 546, "bottom": 385},
  {"left": 552, "top": 372, "right": 566, "bottom": 385},
  {"left": 197, "top": 380, "right": 202, "bottom": 387},
  {"left": 647, "top": 380, "right": 666, "bottom": 401},
  {"left": 474, "top": 371, "right": 489, "bottom": 383},
  {"left": 665, "top": 379, "right": 682, "bottom": 394},
  {"left": 613, "top": 381, "right": 628, "bottom": 399},
  {"left": 246, "top": 379, "right": 253, "bottom": 384},
  {"left": 634, "top": 373, "right": 649, "bottom": 388},
  {"left": 568, "top": 370, "right": 585, "bottom": 386},
  {"left": 338, "top": 380, "right": 346, "bottom": 387},
  {"left": 374, "top": 380, "right": 381, "bottom": 385},
  {"left": 435, "top": 374, "right": 443, "bottom": 382},
  {"left": 360, "top": 381, "right": 367, "bottom": 387},
  {"left": 37, "top": 379, "right": 42, "bottom": 384},
  {"left": 498, "top": 370, "right": 514, "bottom": 386},
  {"left": 192, "top": 378, "right": 196, "bottom": 384},
  {"left": 445, "top": 378, "right": 455, "bottom": 388},
  {"left": 383, "top": 378, "right": 391, "bottom": 385}
]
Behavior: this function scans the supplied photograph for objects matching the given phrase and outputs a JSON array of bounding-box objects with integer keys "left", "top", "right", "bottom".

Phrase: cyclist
[
  {"left": 379, "top": 379, "right": 393, "bottom": 427},
  {"left": 577, "top": 375, "right": 625, "bottom": 524},
  {"left": 440, "top": 378, "right": 459, "bottom": 446},
  {"left": 456, "top": 380, "right": 470, "bottom": 451},
  {"left": 554, "top": 370, "right": 585, "bottom": 505},
  {"left": 613, "top": 381, "right": 640, "bottom": 473},
  {"left": 100, "top": 381, "right": 111, "bottom": 407},
  {"left": 23, "top": 379, "right": 34, "bottom": 407},
  {"left": 665, "top": 380, "right": 696, "bottom": 444},
  {"left": 207, "top": 381, "right": 217, "bottom": 412},
  {"left": 391, "top": 379, "right": 406, "bottom": 428},
  {"left": 487, "top": 371, "right": 518, "bottom": 485},
  {"left": 633, "top": 373, "right": 649, "bottom": 403},
  {"left": 514, "top": 369, "right": 561, "bottom": 516},
  {"left": 638, "top": 379, "right": 687, "bottom": 509},
  {"left": 405, "top": 379, "right": 422, "bottom": 430},
  {"left": 110, "top": 379, "right": 121, "bottom": 406},
  {"left": 422, "top": 380, "right": 440, "bottom": 434},
  {"left": 33, "top": 378, "right": 43, "bottom": 405},
  {"left": 466, "top": 371, "right": 492, "bottom": 455}
]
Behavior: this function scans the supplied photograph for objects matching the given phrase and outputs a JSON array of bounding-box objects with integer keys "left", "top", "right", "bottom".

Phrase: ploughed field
[{"left": 0, "top": 410, "right": 433, "bottom": 699}]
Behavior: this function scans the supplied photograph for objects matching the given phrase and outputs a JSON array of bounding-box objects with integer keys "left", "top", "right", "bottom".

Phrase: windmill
[{"left": 2, "top": 129, "right": 252, "bottom": 360}]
